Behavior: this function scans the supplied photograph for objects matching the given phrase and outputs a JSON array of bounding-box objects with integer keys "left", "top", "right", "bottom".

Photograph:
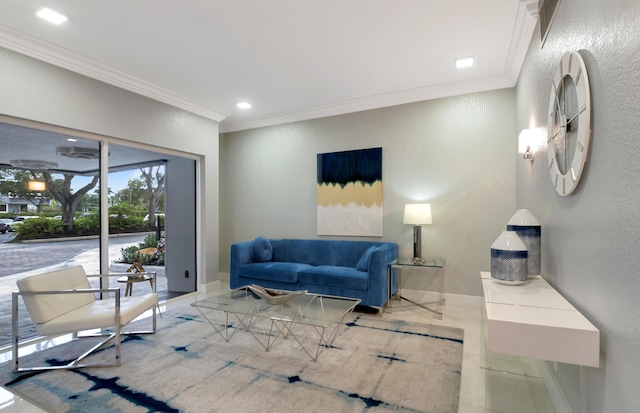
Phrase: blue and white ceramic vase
[
  {"left": 490, "top": 230, "right": 528, "bottom": 285},
  {"left": 507, "top": 209, "right": 541, "bottom": 277}
]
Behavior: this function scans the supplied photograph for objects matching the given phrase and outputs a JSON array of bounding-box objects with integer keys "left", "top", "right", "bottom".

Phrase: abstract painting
[{"left": 317, "top": 147, "right": 383, "bottom": 236}]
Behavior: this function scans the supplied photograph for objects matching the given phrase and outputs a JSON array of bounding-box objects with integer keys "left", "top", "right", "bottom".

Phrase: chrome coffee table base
[{"left": 192, "top": 289, "right": 360, "bottom": 361}]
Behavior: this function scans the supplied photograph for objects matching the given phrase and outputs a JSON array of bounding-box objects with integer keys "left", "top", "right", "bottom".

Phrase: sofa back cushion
[
  {"left": 17, "top": 265, "right": 94, "bottom": 324},
  {"left": 270, "top": 239, "right": 390, "bottom": 268}
]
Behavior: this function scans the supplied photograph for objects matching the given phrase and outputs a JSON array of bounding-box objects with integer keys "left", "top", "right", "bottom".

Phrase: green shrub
[
  {"left": 141, "top": 234, "right": 158, "bottom": 248},
  {"left": 14, "top": 218, "right": 63, "bottom": 239},
  {"left": 74, "top": 214, "right": 100, "bottom": 235},
  {"left": 116, "top": 233, "right": 165, "bottom": 266}
]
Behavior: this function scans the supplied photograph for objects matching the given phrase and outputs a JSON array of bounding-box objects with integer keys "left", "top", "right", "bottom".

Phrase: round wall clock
[{"left": 547, "top": 51, "right": 592, "bottom": 196}]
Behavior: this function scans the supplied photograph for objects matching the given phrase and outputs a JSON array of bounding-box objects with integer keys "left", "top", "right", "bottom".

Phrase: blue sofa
[{"left": 230, "top": 238, "right": 399, "bottom": 308}]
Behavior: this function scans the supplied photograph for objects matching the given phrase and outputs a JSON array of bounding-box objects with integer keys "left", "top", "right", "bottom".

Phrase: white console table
[{"left": 481, "top": 272, "right": 600, "bottom": 367}]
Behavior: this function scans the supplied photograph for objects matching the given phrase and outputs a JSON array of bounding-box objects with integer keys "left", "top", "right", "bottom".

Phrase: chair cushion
[
  {"left": 17, "top": 266, "right": 94, "bottom": 324},
  {"left": 251, "top": 236, "right": 273, "bottom": 262},
  {"left": 37, "top": 293, "right": 158, "bottom": 336}
]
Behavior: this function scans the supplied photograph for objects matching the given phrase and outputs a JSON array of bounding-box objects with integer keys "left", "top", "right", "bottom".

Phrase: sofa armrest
[
  {"left": 230, "top": 241, "right": 254, "bottom": 288},
  {"left": 367, "top": 244, "right": 399, "bottom": 305}
]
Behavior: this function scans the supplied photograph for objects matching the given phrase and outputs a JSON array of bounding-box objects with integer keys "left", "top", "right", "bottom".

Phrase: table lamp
[{"left": 403, "top": 203, "right": 432, "bottom": 259}]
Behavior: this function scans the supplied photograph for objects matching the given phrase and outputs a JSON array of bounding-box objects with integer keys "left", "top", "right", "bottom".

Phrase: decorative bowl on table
[{"left": 246, "top": 284, "right": 307, "bottom": 305}]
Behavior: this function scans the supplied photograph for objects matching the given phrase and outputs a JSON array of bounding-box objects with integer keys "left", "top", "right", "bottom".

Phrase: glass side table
[{"left": 388, "top": 257, "right": 446, "bottom": 319}]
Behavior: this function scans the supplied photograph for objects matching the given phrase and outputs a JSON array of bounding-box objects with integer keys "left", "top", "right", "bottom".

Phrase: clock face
[{"left": 547, "top": 51, "right": 592, "bottom": 196}]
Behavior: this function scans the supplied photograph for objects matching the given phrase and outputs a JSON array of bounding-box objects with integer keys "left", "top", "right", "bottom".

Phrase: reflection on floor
[
  {"left": 0, "top": 285, "right": 556, "bottom": 413},
  {"left": 159, "top": 290, "right": 189, "bottom": 302}
]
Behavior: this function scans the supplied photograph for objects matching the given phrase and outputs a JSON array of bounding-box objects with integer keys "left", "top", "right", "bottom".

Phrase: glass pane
[
  {"left": 106, "top": 143, "right": 196, "bottom": 301},
  {"left": 0, "top": 122, "right": 198, "bottom": 348},
  {"left": 0, "top": 122, "right": 100, "bottom": 346}
]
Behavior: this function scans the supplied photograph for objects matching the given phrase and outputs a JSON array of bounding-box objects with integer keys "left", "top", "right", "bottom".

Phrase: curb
[{"left": 17, "top": 231, "right": 156, "bottom": 244}]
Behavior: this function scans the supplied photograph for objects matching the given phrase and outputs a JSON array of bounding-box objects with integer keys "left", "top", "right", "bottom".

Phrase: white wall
[
  {"left": 516, "top": 0, "right": 640, "bottom": 410},
  {"left": 221, "top": 88, "right": 517, "bottom": 296},
  {"left": 0, "top": 46, "right": 220, "bottom": 286}
]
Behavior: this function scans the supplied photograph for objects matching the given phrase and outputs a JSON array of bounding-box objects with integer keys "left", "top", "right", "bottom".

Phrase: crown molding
[
  {"left": 0, "top": 26, "right": 228, "bottom": 123},
  {"left": 505, "top": 0, "right": 540, "bottom": 83},
  {"left": 220, "top": 75, "right": 515, "bottom": 133}
]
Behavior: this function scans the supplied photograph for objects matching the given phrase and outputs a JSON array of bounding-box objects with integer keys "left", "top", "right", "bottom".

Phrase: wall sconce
[
  {"left": 28, "top": 180, "right": 46, "bottom": 191},
  {"left": 519, "top": 129, "right": 540, "bottom": 163},
  {"left": 403, "top": 203, "right": 432, "bottom": 260}
]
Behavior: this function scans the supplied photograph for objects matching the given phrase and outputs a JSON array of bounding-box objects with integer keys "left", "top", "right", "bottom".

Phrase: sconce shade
[
  {"left": 518, "top": 129, "right": 540, "bottom": 154},
  {"left": 28, "top": 181, "right": 46, "bottom": 191},
  {"left": 403, "top": 204, "right": 432, "bottom": 225}
]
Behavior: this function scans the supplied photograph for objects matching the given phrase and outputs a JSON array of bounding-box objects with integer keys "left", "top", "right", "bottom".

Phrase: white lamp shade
[{"left": 403, "top": 204, "right": 432, "bottom": 225}]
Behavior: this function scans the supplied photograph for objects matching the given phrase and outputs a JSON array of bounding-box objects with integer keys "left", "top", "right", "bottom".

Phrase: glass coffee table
[{"left": 191, "top": 287, "right": 360, "bottom": 361}]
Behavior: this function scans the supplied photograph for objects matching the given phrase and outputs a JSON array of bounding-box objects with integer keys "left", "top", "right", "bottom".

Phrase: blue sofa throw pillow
[
  {"left": 356, "top": 246, "right": 377, "bottom": 271},
  {"left": 251, "top": 236, "right": 273, "bottom": 262}
]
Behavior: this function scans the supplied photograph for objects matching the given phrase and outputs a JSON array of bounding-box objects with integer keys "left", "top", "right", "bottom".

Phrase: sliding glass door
[{"left": 0, "top": 120, "right": 197, "bottom": 346}]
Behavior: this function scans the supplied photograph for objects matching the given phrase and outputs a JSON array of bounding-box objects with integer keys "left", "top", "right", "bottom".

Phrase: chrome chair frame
[{"left": 12, "top": 273, "right": 157, "bottom": 372}]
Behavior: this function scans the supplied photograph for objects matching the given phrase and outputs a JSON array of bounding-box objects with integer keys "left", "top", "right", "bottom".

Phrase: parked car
[
  {"left": 143, "top": 213, "right": 165, "bottom": 222},
  {"left": 0, "top": 220, "right": 7, "bottom": 234},
  {"left": 6, "top": 216, "right": 39, "bottom": 232}
]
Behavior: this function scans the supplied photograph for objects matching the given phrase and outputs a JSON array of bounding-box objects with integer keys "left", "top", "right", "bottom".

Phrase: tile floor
[{"left": 0, "top": 285, "right": 555, "bottom": 412}]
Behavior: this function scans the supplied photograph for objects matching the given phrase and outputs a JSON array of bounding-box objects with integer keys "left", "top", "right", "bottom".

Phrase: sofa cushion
[
  {"left": 271, "top": 239, "right": 380, "bottom": 267},
  {"left": 299, "top": 266, "right": 368, "bottom": 290},
  {"left": 250, "top": 236, "right": 273, "bottom": 262},
  {"left": 239, "top": 262, "right": 312, "bottom": 283},
  {"left": 356, "top": 246, "right": 377, "bottom": 271}
]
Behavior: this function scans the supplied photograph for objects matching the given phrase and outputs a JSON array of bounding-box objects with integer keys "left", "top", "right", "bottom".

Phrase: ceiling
[
  {"left": 0, "top": 1, "right": 539, "bottom": 134},
  {"left": 0, "top": 122, "right": 176, "bottom": 175}
]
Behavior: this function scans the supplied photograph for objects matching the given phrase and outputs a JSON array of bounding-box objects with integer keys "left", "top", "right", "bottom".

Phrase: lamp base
[{"left": 413, "top": 226, "right": 422, "bottom": 259}]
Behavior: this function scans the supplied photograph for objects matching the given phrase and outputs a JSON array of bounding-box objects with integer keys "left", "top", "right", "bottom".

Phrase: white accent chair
[{"left": 12, "top": 265, "right": 158, "bottom": 372}]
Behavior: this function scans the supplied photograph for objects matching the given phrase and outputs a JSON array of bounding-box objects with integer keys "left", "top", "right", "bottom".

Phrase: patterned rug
[{"left": 0, "top": 305, "right": 464, "bottom": 412}]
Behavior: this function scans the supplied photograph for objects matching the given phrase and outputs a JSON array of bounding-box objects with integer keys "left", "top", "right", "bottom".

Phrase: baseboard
[
  {"left": 198, "top": 280, "right": 222, "bottom": 294},
  {"left": 536, "top": 359, "right": 573, "bottom": 413},
  {"left": 444, "top": 292, "right": 481, "bottom": 308}
]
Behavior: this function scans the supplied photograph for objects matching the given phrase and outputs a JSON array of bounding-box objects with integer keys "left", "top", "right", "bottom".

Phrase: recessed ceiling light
[
  {"left": 66, "top": 138, "right": 77, "bottom": 142},
  {"left": 36, "top": 7, "right": 68, "bottom": 25},
  {"left": 455, "top": 56, "right": 474, "bottom": 69},
  {"left": 236, "top": 102, "right": 252, "bottom": 110}
]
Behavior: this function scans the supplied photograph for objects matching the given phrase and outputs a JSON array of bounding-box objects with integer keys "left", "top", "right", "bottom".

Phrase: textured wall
[
  {"left": 221, "top": 88, "right": 517, "bottom": 296},
  {"left": 516, "top": 0, "right": 640, "bottom": 410}
]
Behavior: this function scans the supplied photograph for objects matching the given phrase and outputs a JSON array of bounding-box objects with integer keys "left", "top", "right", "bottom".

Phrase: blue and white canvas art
[{"left": 316, "top": 147, "right": 383, "bottom": 236}]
